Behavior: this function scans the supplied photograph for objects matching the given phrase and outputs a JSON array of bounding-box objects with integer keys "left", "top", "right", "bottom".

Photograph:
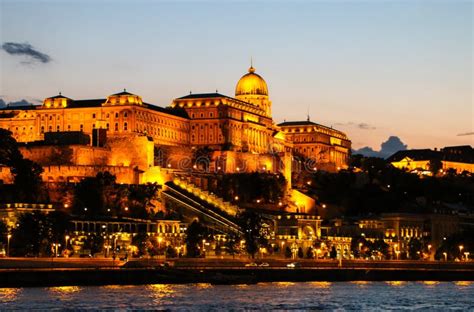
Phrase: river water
[{"left": 1, "top": 281, "right": 473, "bottom": 310}]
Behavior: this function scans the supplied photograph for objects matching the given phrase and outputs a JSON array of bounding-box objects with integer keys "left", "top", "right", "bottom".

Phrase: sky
[{"left": 1, "top": 0, "right": 472, "bottom": 150}]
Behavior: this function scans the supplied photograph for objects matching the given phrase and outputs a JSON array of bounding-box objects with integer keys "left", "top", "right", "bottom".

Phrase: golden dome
[{"left": 235, "top": 66, "right": 268, "bottom": 97}]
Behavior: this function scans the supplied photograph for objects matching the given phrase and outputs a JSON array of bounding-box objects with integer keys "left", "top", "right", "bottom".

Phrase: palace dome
[
  {"left": 235, "top": 66, "right": 268, "bottom": 97},
  {"left": 105, "top": 89, "right": 143, "bottom": 105}
]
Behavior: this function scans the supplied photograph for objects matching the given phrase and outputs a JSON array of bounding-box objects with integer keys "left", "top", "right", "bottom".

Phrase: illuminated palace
[{"left": 0, "top": 65, "right": 351, "bottom": 185}]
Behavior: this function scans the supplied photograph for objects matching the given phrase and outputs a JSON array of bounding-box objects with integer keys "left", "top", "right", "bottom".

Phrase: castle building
[
  {"left": 0, "top": 65, "right": 351, "bottom": 184},
  {"left": 388, "top": 146, "right": 474, "bottom": 174}
]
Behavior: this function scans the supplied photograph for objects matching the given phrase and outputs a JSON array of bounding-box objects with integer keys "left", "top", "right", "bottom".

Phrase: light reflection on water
[
  {"left": 455, "top": 281, "right": 472, "bottom": 287},
  {"left": 308, "top": 281, "right": 331, "bottom": 288},
  {"left": 0, "top": 282, "right": 473, "bottom": 310},
  {"left": 386, "top": 281, "right": 406, "bottom": 287},
  {"left": 0, "top": 288, "right": 21, "bottom": 302}
]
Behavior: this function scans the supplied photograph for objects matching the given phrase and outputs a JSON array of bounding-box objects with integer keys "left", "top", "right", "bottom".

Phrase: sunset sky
[{"left": 1, "top": 0, "right": 472, "bottom": 151}]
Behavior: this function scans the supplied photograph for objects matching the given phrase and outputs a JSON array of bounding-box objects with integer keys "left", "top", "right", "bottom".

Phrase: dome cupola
[
  {"left": 235, "top": 66, "right": 268, "bottom": 97},
  {"left": 42, "top": 92, "right": 72, "bottom": 108},
  {"left": 105, "top": 89, "right": 143, "bottom": 105}
]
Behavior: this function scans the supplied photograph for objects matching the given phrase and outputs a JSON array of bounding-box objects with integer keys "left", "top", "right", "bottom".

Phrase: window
[
  {"left": 106, "top": 123, "right": 109, "bottom": 130},
  {"left": 68, "top": 125, "right": 71, "bottom": 131},
  {"left": 49, "top": 116, "right": 52, "bottom": 121},
  {"left": 49, "top": 125, "right": 52, "bottom": 132},
  {"left": 92, "top": 113, "right": 96, "bottom": 118},
  {"left": 210, "top": 113, "right": 213, "bottom": 118},
  {"left": 124, "top": 122, "right": 128, "bottom": 131},
  {"left": 92, "top": 124, "right": 96, "bottom": 129},
  {"left": 56, "top": 126, "right": 60, "bottom": 132},
  {"left": 124, "top": 112, "right": 128, "bottom": 118},
  {"left": 115, "top": 123, "right": 119, "bottom": 131},
  {"left": 40, "top": 126, "right": 44, "bottom": 134},
  {"left": 106, "top": 113, "right": 110, "bottom": 118},
  {"left": 115, "top": 112, "right": 119, "bottom": 118},
  {"left": 80, "top": 124, "right": 83, "bottom": 131}
]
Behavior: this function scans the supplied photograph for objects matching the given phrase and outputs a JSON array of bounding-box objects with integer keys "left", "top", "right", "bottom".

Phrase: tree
[
  {"left": 0, "top": 129, "right": 43, "bottom": 202},
  {"left": 285, "top": 246, "right": 292, "bottom": 258},
  {"left": 192, "top": 146, "right": 214, "bottom": 172},
  {"left": 306, "top": 247, "right": 314, "bottom": 259},
  {"left": 83, "top": 234, "right": 104, "bottom": 256},
  {"left": 239, "top": 210, "right": 269, "bottom": 258},
  {"left": 166, "top": 245, "right": 177, "bottom": 258},
  {"left": 0, "top": 220, "right": 7, "bottom": 244},
  {"left": 224, "top": 235, "right": 240, "bottom": 258},
  {"left": 185, "top": 220, "right": 208, "bottom": 258},
  {"left": 11, "top": 212, "right": 53, "bottom": 256},
  {"left": 408, "top": 238, "right": 422, "bottom": 260},
  {"left": 428, "top": 159, "right": 443, "bottom": 175},
  {"left": 330, "top": 246, "right": 337, "bottom": 259},
  {"left": 132, "top": 232, "right": 148, "bottom": 257},
  {"left": 297, "top": 247, "right": 304, "bottom": 259}
]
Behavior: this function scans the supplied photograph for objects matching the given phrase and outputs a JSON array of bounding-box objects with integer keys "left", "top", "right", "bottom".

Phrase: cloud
[
  {"left": 457, "top": 132, "right": 474, "bottom": 136},
  {"left": 357, "top": 123, "right": 376, "bottom": 130},
  {"left": 1, "top": 42, "right": 51, "bottom": 64},
  {"left": 353, "top": 136, "right": 408, "bottom": 159},
  {"left": 334, "top": 121, "right": 376, "bottom": 130}
]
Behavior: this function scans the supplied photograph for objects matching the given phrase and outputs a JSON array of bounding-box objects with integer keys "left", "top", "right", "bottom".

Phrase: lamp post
[
  {"left": 7, "top": 234, "right": 12, "bottom": 257},
  {"left": 464, "top": 252, "right": 470, "bottom": 261},
  {"left": 52, "top": 243, "right": 61, "bottom": 257},
  {"left": 443, "top": 252, "right": 448, "bottom": 261},
  {"left": 65, "top": 235, "right": 70, "bottom": 250},
  {"left": 459, "top": 245, "right": 464, "bottom": 256}
]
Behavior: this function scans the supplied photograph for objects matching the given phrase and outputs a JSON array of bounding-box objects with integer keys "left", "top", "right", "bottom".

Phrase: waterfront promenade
[{"left": 0, "top": 257, "right": 473, "bottom": 287}]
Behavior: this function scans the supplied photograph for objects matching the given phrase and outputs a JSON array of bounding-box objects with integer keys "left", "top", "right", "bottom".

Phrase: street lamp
[
  {"left": 459, "top": 245, "right": 464, "bottom": 254},
  {"left": 52, "top": 243, "right": 61, "bottom": 257},
  {"left": 464, "top": 252, "right": 470, "bottom": 261},
  {"left": 65, "top": 235, "right": 70, "bottom": 250},
  {"left": 7, "top": 234, "right": 12, "bottom": 257},
  {"left": 443, "top": 252, "right": 448, "bottom": 261}
]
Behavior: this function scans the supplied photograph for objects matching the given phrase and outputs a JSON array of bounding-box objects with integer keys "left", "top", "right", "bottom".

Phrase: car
[
  {"left": 245, "top": 262, "right": 258, "bottom": 267},
  {"left": 259, "top": 262, "right": 270, "bottom": 267},
  {"left": 286, "top": 262, "right": 301, "bottom": 268}
]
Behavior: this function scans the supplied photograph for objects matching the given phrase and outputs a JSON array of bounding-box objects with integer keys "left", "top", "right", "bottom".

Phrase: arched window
[
  {"left": 40, "top": 126, "right": 44, "bottom": 134},
  {"left": 115, "top": 123, "right": 119, "bottom": 131},
  {"left": 124, "top": 122, "right": 128, "bottom": 131}
]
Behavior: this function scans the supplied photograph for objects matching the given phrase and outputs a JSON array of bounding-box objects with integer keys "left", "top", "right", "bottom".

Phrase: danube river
[{"left": 1, "top": 282, "right": 473, "bottom": 310}]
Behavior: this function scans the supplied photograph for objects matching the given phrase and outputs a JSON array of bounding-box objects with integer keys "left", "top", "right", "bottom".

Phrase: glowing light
[
  {"left": 309, "top": 281, "right": 331, "bottom": 288},
  {"left": 386, "top": 281, "right": 405, "bottom": 287}
]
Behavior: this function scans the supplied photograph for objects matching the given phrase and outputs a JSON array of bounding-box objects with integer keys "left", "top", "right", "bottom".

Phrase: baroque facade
[{"left": 0, "top": 65, "right": 351, "bottom": 184}]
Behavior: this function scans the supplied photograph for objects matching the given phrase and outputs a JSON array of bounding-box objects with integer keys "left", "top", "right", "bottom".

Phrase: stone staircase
[{"left": 171, "top": 177, "right": 240, "bottom": 217}]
